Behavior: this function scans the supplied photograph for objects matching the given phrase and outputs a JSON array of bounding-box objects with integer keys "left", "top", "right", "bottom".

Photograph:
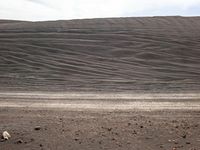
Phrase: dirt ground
[{"left": 0, "top": 107, "right": 200, "bottom": 150}]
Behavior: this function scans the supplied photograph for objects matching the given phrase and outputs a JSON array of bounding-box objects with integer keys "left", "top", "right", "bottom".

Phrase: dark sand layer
[
  {"left": 1, "top": 108, "right": 200, "bottom": 150},
  {"left": 0, "top": 17, "right": 200, "bottom": 92}
]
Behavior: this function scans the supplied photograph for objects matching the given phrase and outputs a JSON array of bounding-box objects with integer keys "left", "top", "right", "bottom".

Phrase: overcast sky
[{"left": 0, "top": 0, "right": 200, "bottom": 21}]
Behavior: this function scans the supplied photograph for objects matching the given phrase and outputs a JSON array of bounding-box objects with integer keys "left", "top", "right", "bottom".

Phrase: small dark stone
[
  {"left": 39, "top": 144, "right": 43, "bottom": 147},
  {"left": 132, "top": 130, "right": 137, "bottom": 134},
  {"left": 35, "top": 126, "right": 41, "bottom": 131},
  {"left": 128, "top": 123, "right": 131, "bottom": 126},
  {"left": 16, "top": 139, "right": 23, "bottom": 144},
  {"left": 74, "top": 138, "right": 79, "bottom": 141},
  {"left": 186, "top": 142, "right": 191, "bottom": 144},
  {"left": 174, "top": 141, "right": 178, "bottom": 144},
  {"left": 30, "top": 138, "right": 34, "bottom": 142},
  {"left": 140, "top": 125, "right": 144, "bottom": 128},
  {"left": 182, "top": 135, "right": 186, "bottom": 139},
  {"left": 107, "top": 128, "right": 112, "bottom": 131},
  {"left": 118, "top": 144, "right": 122, "bottom": 147},
  {"left": 75, "top": 133, "right": 79, "bottom": 136}
]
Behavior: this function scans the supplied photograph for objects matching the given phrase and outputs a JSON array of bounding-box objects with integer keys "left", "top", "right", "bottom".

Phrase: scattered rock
[
  {"left": 117, "top": 143, "right": 122, "bottom": 147},
  {"left": 159, "top": 145, "right": 163, "bottom": 148},
  {"left": 186, "top": 141, "right": 191, "bottom": 144},
  {"left": 176, "top": 145, "right": 184, "bottom": 148},
  {"left": 140, "top": 125, "right": 144, "bottom": 128},
  {"left": 2, "top": 131, "right": 11, "bottom": 140},
  {"left": 174, "top": 141, "right": 178, "bottom": 144},
  {"left": 114, "top": 132, "right": 119, "bottom": 135},
  {"left": 132, "top": 130, "right": 137, "bottom": 134},
  {"left": 34, "top": 126, "right": 41, "bottom": 131},
  {"left": 39, "top": 144, "right": 43, "bottom": 147},
  {"left": 30, "top": 138, "right": 34, "bottom": 142},
  {"left": 107, "top": 128, "right": 112, "bottom": 131},
  {"left": 16, "top": 139, "right": 23, "bottom": 144},
  {"left": 127, "top": 141, "right": 131, "bottom": 144},
  {"left": 182, "top": 135, "right": 186, "bottom": 139}
]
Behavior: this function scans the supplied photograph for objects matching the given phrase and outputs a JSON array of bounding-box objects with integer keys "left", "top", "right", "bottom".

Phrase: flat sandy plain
[{"left": 0, "top": 17, "right": 200, "bottom": 150}]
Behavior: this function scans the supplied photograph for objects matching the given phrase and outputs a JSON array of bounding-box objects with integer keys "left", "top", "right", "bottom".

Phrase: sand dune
[{"left": 0, "top": 16, "right": 200, "bottom": 92}]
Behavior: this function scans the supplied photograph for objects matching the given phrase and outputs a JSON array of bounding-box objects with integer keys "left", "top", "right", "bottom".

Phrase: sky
[{"left": 0, "top": 0, "right": 200, "bottom": 21}]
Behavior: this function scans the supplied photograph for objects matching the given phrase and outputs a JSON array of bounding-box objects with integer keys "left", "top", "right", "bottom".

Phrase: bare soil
[{"left": 0, "top": 107, "right": 200, "bottom": 150}]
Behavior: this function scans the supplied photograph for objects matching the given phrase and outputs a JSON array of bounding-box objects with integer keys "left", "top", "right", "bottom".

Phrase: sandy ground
[{"left": 0, "top": 92, "right": 200, "bottom": 150}]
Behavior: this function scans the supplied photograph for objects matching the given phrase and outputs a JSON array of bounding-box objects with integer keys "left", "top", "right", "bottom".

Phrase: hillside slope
[{"left": 0, "top": 17, "right": 200, "bottom": 92}]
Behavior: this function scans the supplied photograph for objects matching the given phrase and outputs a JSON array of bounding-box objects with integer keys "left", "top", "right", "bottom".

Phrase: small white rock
[{"left": 2, "top": 131, "right": 11, "bottom": 140}]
